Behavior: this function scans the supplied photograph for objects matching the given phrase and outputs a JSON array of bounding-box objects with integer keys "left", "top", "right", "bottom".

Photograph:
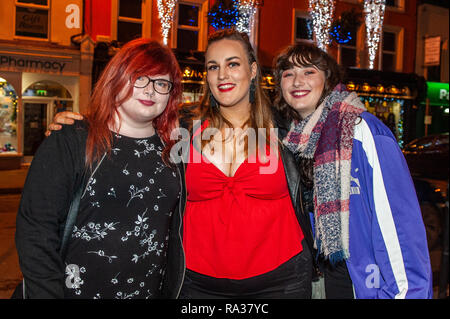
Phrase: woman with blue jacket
[{"left": 273, "top": 42, "right": 432, "bottom": 299}]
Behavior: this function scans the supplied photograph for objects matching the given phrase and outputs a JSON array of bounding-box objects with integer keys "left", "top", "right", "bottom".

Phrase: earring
[
  {"left": 210, "top": 92, "right": 219, "bottom": 110},
  {"left": 249, "top": 79, "right": 256, "bottom": 104}
]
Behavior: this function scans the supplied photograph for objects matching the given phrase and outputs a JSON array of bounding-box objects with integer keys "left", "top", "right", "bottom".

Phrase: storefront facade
[
  {"left": 416, "top": 81, "right": 449, "bottom": 137},
  {"left": 0, "top": 0, "right": 89, "bottom": 168},
  {"left": 0, "top": 38, "right": 93, "bottom": 165}
]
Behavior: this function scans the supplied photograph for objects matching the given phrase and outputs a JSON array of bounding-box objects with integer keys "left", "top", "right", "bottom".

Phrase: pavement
[
  {"left": 0, "top": 165, "right": 448, "bottom": 298},
  {"left": 0, "top": 193, "right": 22, "bottom": 299}
]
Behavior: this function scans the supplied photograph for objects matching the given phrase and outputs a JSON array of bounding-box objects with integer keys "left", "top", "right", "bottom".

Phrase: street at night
[{"left": 0, "top": 0, "right": 449, "bottom": 301}]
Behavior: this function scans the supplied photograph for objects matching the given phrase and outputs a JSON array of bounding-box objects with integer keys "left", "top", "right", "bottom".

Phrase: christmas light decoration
[
  {"left": 308, "top": 0, "right": 335, "bottom": 51},
  {"left": 208, "top": 0, "right": 240, "bottom": 30},
  {"left": 236, "top": 0, "right": 259, "bottom": 34},
  {"left": 157, "top": 0, "right": 177, "bottom": 45},
  {"left": 330, "top": 25, "right": 352, "bottom": 44},
  {"left": 364, "top": 0, "right": 386, "bottom": 69},
  {"left": 330, "top": 9, "right": 362, "bottom": 45}
]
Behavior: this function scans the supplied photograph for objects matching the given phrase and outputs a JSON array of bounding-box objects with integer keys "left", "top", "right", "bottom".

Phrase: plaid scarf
[{"left": 282, "top": 84, "right": 366, "bottom": 263}]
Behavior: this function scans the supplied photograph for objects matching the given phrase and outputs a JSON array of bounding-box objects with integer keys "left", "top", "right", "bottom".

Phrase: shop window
[
  {"left": 22, "top": 81, "right": 73, "bottom": 157},
  {"left": 385, "top": 0, "right": 405, "bottom": 11},
  {"left": 15, "top": 0, "right": 50, "bottom": 39},
  {"left": 173, "top": 0, "right": 208, "bottom": 52},
  {"left": 0, "top": 78, "right": 18, "bottom": 154},
  {"left": 116, "top": 0, "right": 144, "bottom": 44},
  {"left": 294, "top": 11, "right": 313, "bottom": 43},
  {"left": 360, "top": 96, "right": 404, "bottom": 144}
]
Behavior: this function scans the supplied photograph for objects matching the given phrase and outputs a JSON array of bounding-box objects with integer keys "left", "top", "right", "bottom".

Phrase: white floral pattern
[
  {"left": 64, "top": 133, "right": 179, "bottom": 299},
  {"left": 72, "top": 222, "right": 119, "bottom": 241}
]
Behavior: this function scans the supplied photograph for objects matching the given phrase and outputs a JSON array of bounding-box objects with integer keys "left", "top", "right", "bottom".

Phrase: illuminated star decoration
[
  {"left": 308, "top": 0, "right": 336, "bottom": 51},
  {"left": 236, "top": 0, "right": 259, "bottom": 34},
  {"left": 157, "top": 0, "right": 177, "bottom": 45},
  {"left": 364, "top": 0, "right": 386, "bottom": 69}
]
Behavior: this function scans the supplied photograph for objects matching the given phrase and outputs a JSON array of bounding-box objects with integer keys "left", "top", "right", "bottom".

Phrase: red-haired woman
[{"left": 15, "top": 38, "right": 184, "bottom": 299}]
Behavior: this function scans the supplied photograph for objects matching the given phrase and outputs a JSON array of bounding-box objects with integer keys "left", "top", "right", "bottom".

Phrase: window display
[{"left": 0, "top": 77, "right": 18, "bottom": 154}]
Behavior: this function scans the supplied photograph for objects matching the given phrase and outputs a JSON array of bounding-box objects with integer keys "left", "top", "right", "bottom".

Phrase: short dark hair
[{"left": 273, "top": 42, "right": 343, "bottom": 120}]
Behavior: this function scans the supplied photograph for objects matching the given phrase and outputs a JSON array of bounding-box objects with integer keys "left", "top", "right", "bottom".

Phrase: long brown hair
[
  {"left": 85, "top": 38, "right": 182, "bottom": 168},
  {"left": 273, "top": 42, "right": 343, "bottom": 122},
  {"left": 197, "top": 29, "right": 273, "bottom": 154}
]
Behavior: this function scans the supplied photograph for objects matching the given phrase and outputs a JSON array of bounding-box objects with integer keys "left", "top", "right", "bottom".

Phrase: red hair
[{"left": 85, "top": 38, "right": 182, "bottom": 168}]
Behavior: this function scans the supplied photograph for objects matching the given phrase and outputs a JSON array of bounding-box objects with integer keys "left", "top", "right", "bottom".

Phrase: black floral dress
[{"left": 63, "top": 133, "right": 180, "bottom": 299}]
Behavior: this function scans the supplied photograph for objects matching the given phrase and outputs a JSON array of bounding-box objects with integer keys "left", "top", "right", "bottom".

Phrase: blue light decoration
[
  {"left": 329, "top": 8, "right": 362, "bottom": 46},
  {"left": 208, "top": 0, "right": 240, "bottom": 30},
  {"left": 396, "top": 99, "right": 405, "bottom": 148},
  {"left": 187, "top": 6, "right": 196, "bottom": 26},
  {"left": 306, "top": 18, "right": 314, "bottom": 41},
  {"left": 329, "top": 24, "right": 352, "bottom": 44}
]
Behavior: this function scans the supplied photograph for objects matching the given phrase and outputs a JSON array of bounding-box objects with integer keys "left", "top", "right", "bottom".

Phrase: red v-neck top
[{"left": 183, "top": 122, "right": 304, "bottom": 279}]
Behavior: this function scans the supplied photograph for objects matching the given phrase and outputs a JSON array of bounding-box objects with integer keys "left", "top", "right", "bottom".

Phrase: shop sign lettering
[
  {"left": 15, "top": 8, "right": 48, "bottom": 38},
  {"left": 0, "top": 55, "right": 66, "bottom": 73}
]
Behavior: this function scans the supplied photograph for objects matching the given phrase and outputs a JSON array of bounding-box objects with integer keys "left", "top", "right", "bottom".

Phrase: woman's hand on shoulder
[{"left": 45, "top": 111, "right": 84, "bottom": 137}]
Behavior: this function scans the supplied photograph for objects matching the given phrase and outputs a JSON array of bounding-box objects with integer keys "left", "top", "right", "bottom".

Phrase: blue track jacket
[{"left": 345, "top": 112, "right": 432, "bottom": 299}]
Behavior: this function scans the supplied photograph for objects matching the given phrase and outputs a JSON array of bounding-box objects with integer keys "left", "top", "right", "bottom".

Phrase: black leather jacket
[{"left": 162, "top": 108, "right": 314, "bottom": 298}]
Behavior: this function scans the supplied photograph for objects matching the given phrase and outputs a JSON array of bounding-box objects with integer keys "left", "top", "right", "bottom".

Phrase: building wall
[
  {"left": 257, "top": 0, "right": 418, "bottom": 72},
  {"left": 85, "top": 0, "right": 112, "bottom": 42},
  {"left": 0, "top": 0, "right": 90, "bottom": 159},
  {"left": 0, "top": 0, "right": 83, "bottom": 46},
  {"left": 415, "top": 3, "right": 449, "bottom": 82}
]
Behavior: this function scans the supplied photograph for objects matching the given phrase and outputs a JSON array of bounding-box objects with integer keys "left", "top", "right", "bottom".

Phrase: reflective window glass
[
  {"left": 179, "top": 4, "right": 199, "bottom": 27},
  {"left": 17, "top": 0, "right": 48, "bottom": 5},
  {"left": 118, "top": 21, "right": 142, "bottom": 44},
  {"left": 177, "top": 29, "right": 198, "bottom": 51},
  {"left": 119, "top": 0, "right": 142, "bottom": 19},
  {"left": 296, "top": 17, "right": 313, "bottom": 40},
  {"left": 15, "top": 7, "right": 48, "bottom": 38}
]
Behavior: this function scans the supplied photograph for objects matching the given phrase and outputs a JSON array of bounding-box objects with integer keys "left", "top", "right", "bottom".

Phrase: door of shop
[{"left": 23, "top": 102, "right": 48, "bottom": 160}]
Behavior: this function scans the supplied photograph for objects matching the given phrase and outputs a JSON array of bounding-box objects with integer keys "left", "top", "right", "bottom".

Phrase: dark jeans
[
  {"left": 320, "top": 259, "right": 354, "bottom": 299},
  {"left": 179, "top": 242, "right": 312, "bottom": 299}
]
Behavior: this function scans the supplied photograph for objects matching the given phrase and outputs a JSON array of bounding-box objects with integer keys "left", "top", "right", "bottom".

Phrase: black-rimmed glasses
[{"left": 133, "top": 76, "right": 173, "bottom": 95}]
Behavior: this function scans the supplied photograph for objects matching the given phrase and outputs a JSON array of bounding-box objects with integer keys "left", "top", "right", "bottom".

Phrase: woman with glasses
[
  {"left": 15, "top": 38, "right": 184, "bottom": 298},
  {"left": 44, "top": 30, "right": 314, "bottom": 299}
]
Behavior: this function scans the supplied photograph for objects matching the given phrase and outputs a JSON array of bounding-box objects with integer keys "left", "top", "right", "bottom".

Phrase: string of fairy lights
[
  {"left": 157, "top": 0, "right": 260, "bottom": 43},
  {"left": 157, "top": 0, "right": 386, "bottom": 68},
  {"left": 235, "top": 0, "right": 259, "bottom": 34},
  {"left": 364, "top": 0, "right": 386, "bottom": 69},
  {"left": 157, "top": 0, "right": 177, "bottom": 45},
  {"left": 308, "top": 0, "right": 335, "bottom": 51}
]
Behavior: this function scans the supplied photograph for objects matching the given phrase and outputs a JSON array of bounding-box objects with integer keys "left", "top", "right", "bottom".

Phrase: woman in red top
[
  {"left": 47, "top": 30, "right": 314, "bottom": 299},
  {"left": 179, "top": 29, "right": 313, "bottom": 298}
]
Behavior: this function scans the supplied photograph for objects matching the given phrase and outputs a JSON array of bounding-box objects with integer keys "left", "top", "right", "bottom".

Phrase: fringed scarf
[{"left": 283, "top": 84, "right": 366, "bottom": 263}]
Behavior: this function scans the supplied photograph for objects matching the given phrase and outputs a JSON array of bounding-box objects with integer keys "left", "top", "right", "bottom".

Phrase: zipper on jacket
[
  {"left": 297, "top": 176, "right": 321, "bottom": 278},
  {"left": 174, "top": 161, "right": 187, "bottom": 299}
]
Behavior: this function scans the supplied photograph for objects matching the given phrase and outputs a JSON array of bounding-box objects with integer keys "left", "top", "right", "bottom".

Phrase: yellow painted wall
[
  {"left": 0, "top": 0, "right": 83, "bottom": 46},
  {"left": 51, "top": 0, "right": 83, "bottom": 46},
  {"left": 0, "top": 1, "right": 15, "bottom": 39}
]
